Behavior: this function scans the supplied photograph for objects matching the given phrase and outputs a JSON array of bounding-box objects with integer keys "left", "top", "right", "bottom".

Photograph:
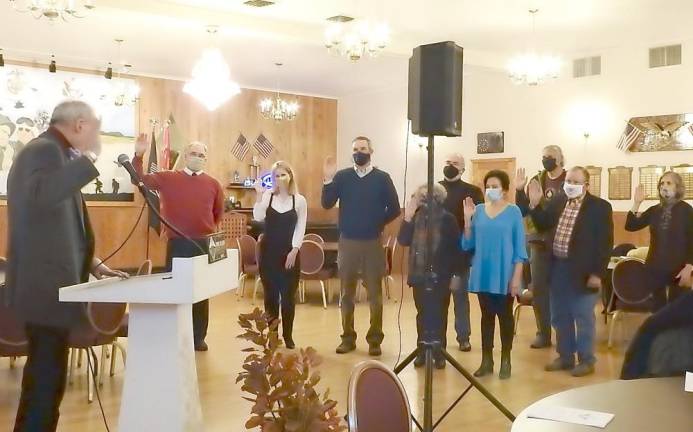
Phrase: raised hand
[
  {"left": 253, "top": 178, "right": 265, "bottom": 194},
  {"left": 633, "top": 184, "right": 645, "bottom": 206},
  {"left": 527, "top": 179, "right": 543, "bottom": 208},
  {"left": 323, "top": 156, "right": 337, "bottom": 181},
  {"left": 135, "top": 133, "right": 148, "bottom": 156},
  {"left": 463, "top": 196, "right": 476, "bottom": 223},
  {"left": 404, "top": 194, "right": 420, "bottom": 221},
  {"left": 516, "top": 168, "right": 528, "bottom": 191}
]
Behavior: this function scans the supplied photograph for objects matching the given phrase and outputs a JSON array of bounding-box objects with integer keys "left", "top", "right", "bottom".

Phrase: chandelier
[
  {"left": 507, "top": 9, "right": 561, "bottom": 86},
  {"left": 9, "top": 0, "right": 95, "bottom": 21},
  {"left": 183, "top": 27, "right": 240, "bottom": 111},
  {"left": 325, "top": 19, "right": 389, "bottom": 62},
  {"left": 260, "top": 63, "right": 299, "bottom": 121}
]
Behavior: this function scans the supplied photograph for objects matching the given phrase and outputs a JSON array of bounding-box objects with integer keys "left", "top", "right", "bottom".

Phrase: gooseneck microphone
[{"left": 116, "top": 154, "right": 206, "bottom": 256}]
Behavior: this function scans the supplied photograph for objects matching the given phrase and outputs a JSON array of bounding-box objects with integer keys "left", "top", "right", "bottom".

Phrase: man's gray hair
[
  {"left": 186, "top": 141, "right": 208, "bottom": 154},
  {"left": 543, "top": 145, "right": 565, "bottom": 166},
  {"left": 49, "top": 100, "right": 96, "bottom": 126},
  {"left": 415, "top": 183, "right": 447, "bottom": 205}
]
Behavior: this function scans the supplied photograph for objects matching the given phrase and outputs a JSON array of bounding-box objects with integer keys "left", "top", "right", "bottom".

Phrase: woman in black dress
[
  {"left": 253, "top": 161, "right": 307, "bottom": 348},
  {"left": 626, "top": 171, "right": 692, "bottom": 310}
]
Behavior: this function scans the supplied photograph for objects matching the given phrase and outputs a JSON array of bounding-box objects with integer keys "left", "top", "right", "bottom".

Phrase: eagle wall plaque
[{"left": 628, "top": 113, "right": 693, "bottom": 152}]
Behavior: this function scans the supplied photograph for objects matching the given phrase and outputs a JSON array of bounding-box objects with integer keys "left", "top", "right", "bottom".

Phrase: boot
[
  {"left": 499, "top": 350, "right": 511, "bottom": 380},
  {"left": 473, "top": 349, "right": 494, "bottom": 377}
]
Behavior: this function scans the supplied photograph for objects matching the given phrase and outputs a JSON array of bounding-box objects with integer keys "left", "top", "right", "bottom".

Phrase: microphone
[{"left": 116, "top": 154, "right": 143, "bottom": 187}]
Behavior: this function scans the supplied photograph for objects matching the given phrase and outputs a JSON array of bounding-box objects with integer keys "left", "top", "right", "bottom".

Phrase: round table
[{"left": 512, "top": 377, "right": 693, "bottom": 431}]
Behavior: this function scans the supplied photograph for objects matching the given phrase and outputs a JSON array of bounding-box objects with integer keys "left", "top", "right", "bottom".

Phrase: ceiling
[{"left": 1, "top": 0, "right": 693, "bottom": 97}]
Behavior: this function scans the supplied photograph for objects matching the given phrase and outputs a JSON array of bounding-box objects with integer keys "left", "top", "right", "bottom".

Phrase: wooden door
[{"left": 470, "top": 158, "right": 517, "bottom": 203}]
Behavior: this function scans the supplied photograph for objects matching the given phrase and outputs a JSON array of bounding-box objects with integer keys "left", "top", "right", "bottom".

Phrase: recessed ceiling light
[
  {"left": 244, "top": 0, "right": 275, "bottom": 7},
  {"left": 327, "top": 15, "right": 354, "bottom": 23}
]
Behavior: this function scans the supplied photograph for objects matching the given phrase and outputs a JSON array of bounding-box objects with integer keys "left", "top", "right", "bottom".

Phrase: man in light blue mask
[{"left": 527, "top": 166, "right": 613, "bottom": 377}]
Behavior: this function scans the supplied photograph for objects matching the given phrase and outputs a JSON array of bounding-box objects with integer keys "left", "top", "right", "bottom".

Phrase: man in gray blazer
[{"left": 3, "top": 100, "right": 127, "bottom": 432}]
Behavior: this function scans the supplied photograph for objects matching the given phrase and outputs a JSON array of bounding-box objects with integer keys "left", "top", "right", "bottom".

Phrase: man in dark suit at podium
[{"left": 3, "top": 100, "right": 127, "bottom": 432}]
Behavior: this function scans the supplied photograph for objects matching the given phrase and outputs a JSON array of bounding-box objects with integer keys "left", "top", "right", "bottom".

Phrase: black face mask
[
  {"left": 353, "top": 152, "right": 371, "bottom": 167},
  {"left": 542, "top": 157, "right": 557, "bottom": 171},
  {"left": 443, "top": 165, "right": 460, "bottom": 179}
]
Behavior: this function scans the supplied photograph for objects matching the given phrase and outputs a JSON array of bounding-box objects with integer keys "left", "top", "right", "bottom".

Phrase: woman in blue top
[{"left": 461, "top": 170, "right": 528, "bottom": 379}]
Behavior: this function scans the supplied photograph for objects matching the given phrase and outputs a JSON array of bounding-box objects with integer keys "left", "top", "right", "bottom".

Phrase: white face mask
[
  {"left": 563, "top": 183, "right": 584, "bottom": 199},
  {"left": 485, "top": 188, "right": 503, "bottom": 202},
  {"left": 186, "top": 156, "right": 206, "bottom": 172}
]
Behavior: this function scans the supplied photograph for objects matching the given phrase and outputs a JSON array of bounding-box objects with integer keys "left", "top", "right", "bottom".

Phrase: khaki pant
[{"left": 338, "top": 238, "right": 385, "bottom": 346}]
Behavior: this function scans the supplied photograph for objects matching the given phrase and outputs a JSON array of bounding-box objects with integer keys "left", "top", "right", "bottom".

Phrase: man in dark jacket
[
  {"left": 3, "top": 100, "right": 127, "bottom": 431},
  {"left": 528, "top": 166, "right": 613, "bottom": 377}
]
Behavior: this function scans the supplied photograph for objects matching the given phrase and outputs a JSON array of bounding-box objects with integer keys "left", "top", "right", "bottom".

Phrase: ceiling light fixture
[
  {"left": 259, "top": 63, "right": 299, "bottom": 121},
  {"left": 507, "top": 9, "right": 561, "bottom": 86},
  {"left": 9, "top": 0, "right": 95, "bottom": 21},
  {"left": 100, "top": 39, "right": 140, "bottom": 107},
  {"left": 183, "top": 26, "right": 240, "bottom": 111},
  {"left": 324, "top": 14, "right": 389, "bottom": 62}
]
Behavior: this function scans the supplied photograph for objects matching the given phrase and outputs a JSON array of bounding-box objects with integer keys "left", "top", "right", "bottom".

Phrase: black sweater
[
  {"left": 625, "top": 200, "right": 693, "bottom": 275},
  {"left": 397, "top": 209, "right": 461, "bottom": 287},
  {"left": 439, "top": 179, "right": 484, "bottom": 270},
  {"left": 321, "top": 168, "right": 401, "bottom": 240}
]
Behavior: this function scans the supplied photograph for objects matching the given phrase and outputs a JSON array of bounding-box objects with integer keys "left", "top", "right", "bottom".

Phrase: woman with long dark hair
[
  {"left": 253, "top": 161, "right": 307, "bottom": 348},
  {"left": 461, "top": 170, "right": 527, "bottom": 379},
  {"left": 626, "top": 171, "right": 693, "bottom": 310}
]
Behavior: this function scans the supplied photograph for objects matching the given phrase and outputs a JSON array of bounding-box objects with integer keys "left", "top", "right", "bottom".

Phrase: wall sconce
[
  {"left": 0, "top": 49, "right": 4, "bottom": 67},
  {"left": 104, "top": 62, "right": 113, "bottom": 79},
  {"left": 48, "top": 55, "right": 56, "bottom": 73}
]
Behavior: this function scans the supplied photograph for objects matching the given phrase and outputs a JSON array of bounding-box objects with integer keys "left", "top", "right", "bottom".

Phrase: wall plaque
[{"left": 608, "top": 166, "right": 633, "bottom": 200}]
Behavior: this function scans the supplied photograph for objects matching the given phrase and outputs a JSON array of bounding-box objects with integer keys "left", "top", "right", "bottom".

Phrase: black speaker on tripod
[{"left": 408, "top": 41, "right": 464, "bottom": 137}]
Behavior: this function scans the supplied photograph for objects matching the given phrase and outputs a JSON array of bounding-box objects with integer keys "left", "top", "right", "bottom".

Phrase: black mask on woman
[
  {"left": 353, "top": 152, "right": 371, "bottom": 167},
  {"left": 443, "top": 165, "right": 460, "bottom": 179},
  {"left": 542, "top": 157, "right": 557, "bottom": 171}
]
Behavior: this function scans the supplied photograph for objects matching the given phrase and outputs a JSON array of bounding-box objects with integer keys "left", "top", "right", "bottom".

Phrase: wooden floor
[{"left": 0, "top": 277, "right": 645, "bottom": 432}]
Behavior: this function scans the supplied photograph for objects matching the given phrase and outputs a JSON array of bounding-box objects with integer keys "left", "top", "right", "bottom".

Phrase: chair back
[
  {"left": 627, "top": 247, "right": 649, "bottom": 260},
  {"left": 303, "top": 233, "right": 325, "bottom": 245},
  {"left": 347, "top": 360, "right": 412, "bottom": 432},
  {"left": 0, "top": 256, "right": 7, "bottom": 273},
  {"left": 86, "top": 303, "right": 127, "bottom": 336},
  {"left": 137, "top": 259, "right": 153, "bottom": 276},
  {"left": 612, "top": 243, "right": 636, "bottom": 257},
  {"left": 299, "top": 240, "right": 325, "bottom": 276},
  {"left": 220, "top": 212, "right": 248, "bottom": 243},
  {"left": 612, "top": 257, "right": 653, "bottom": 306},
  {"left": 384, "top": 237, "right": 397, "bottom": 277},
  {"left": 237, "top": 235, "right": 258, "bottom": 272}
]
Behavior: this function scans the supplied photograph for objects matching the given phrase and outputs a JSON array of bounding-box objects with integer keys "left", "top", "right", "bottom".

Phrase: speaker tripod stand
[{"left": 394, "top": 135, "right": 515, "bottom": 432}]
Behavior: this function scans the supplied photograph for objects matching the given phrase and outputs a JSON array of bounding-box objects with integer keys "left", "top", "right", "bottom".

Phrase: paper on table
[
  {"left": 526, "top": 406, "right": 615, "bottom": 428},
  {"left": 686, "top": 372, "right": 693, "bottom": 392}
]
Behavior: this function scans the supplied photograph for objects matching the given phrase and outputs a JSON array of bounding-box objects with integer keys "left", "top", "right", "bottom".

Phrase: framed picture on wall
[{"left": 477, "top": 132, "right": 504, "bottom": 154}]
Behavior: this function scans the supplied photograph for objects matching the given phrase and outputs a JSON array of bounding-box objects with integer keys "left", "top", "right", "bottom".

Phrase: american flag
[
  {"left": 617, "top": 123, "right": 642, "bottom": 151},
  {"left": 688, "top": 123, "right": 693, "bottom": 136},
  {"left": 231, "top": 133, "right": 250, "bottom": 161},
  {"left": 253, "top": 133, "right": 274, "bottom": 159},
  {"left": 147, "top": 131, "right": 161, "bottom": 234},
  {"left": 147, "top": 132, "right": 159, "bottom": 173}
]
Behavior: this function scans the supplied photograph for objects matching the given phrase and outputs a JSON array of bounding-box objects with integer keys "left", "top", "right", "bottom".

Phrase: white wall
[{"left": 337, "top": 40, "right": 693, "bottom": 211}]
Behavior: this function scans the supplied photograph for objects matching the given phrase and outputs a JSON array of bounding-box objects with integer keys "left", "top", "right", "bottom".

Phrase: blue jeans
[
  {"left": 452, "top": 271, "right": 471, "bottom": 344},
  {"left": 550, "top": 259, "right": 599, "bottom": 365}
]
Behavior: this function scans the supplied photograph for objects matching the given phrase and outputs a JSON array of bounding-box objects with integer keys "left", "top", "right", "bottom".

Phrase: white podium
[{"left": 59, "top": 252, "right": 238, "bottom": 432}]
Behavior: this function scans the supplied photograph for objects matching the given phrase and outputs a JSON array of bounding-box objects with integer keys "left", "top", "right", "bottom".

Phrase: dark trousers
[
  {"left": 648, "top": 268, "right": 687, "bottom": 312},
  {"left": 451, "top": 271, "right": 471, "bottom": 344},
  {"left": 412, "top": 280, "right": 450, "bottom": 359},
  {"left": 261, "top": 262, "right": 299, "bottom": 341},
  {"left": 14, "top": 324, "right": 70, "bottom": 432},
  {"left": 166, "top": 237, "right": 209, "bottom": 344},
  {"left": 529, "top": 242, "right": 552, "bottom": 341},
  {"left": 621, "top": 291, "right": 693, "bottom": 379},
  {"left": 477, "top": 293, "right": 515, "bottom": 352}
]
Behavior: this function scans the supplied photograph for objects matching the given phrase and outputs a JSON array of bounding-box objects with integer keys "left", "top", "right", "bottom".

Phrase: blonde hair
[{"left": 271, "top": 160, "right": 298, "bottom": 195}]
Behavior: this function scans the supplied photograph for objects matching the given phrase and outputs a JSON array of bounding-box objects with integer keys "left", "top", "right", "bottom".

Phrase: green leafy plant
[{"left": 236, "top": 308, "right": 346, "bottom": 432}]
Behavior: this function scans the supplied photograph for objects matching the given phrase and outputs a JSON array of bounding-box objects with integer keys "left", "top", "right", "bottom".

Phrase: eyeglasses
[{"left": 17, "top": 127, "right": 33, "bottom": 133}]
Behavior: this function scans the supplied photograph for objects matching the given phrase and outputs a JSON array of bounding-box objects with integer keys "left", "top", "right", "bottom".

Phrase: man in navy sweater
[{"left": 322, "top": 136, "right": 401, "bottom": 356}]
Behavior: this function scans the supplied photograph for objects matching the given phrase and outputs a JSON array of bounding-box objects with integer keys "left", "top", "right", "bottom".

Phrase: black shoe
[
  {"left": 473, "top": 352, "right": 494, "bottom": 377},
  {"left": 414, "top": 354, "right": 425, "bottom": 368},
  {"left": 368, "top": 345, "right": 382, "bottom": 357},
  {"left": 458, "top": 341, "right": 472, "bottom": 352},
  {"left": 336, "top": 342, "right": 356, "bottom": 354},
  {"left": 434, "top": 357, "right": 446, "bottom": 370},
  {"left": 194, "top": 341, "right": 208, "bottom": 352},
  {"left": 544, "top": 357, "right": 575, "bottom": 372},
  {"left": 284, "top": 338, "right": 295, "bottom": 349},
  {"left": 530, "top": 335, "right": 552, "bottom": 349}
]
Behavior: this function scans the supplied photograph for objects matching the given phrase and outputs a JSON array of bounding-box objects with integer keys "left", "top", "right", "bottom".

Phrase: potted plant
[{"left": 237, "top": 308, "right": 346, "bottom": 432}]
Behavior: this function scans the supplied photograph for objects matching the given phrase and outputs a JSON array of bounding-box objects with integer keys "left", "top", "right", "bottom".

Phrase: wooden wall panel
[{"left": 0, "top": 70, "right": 338, "bottom": 270}]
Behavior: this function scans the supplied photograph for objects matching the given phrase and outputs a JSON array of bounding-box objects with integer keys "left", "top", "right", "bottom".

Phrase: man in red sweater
[{"left": 134, "top": 137, "right": 224, "bottom": 351}]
